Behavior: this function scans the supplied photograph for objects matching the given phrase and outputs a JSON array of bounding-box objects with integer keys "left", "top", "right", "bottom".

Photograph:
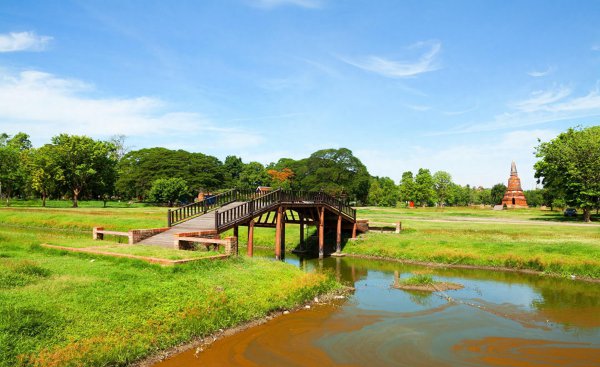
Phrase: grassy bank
[
  {"left": 0, "top": 208, "right": 337, "bottom": 367},
  {"left": 344, "top": 207, "right": 600, "bottom": 278}
]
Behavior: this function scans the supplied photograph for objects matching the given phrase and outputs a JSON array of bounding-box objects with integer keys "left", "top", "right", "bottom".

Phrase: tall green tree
[
  {"left": 414, "top": 168, "right": 436, "bottom": 206},
  {"left": 223, "top": 155, "right": 244, "bottom": 187},
  {"left": 51, "top": 134, "right": 117, "bottom": 207},
  {"left": 398, "top": 171, "right": 416, "bottom": 204},
  {"left": 433, "top": 171, "right": 453, "bottom": 207},
  {"left": 535, "top": 126, "right": 600, "bottom": 222},
  {"left": 148, "top": 178, "right": 189, "bottom": 207},
  {"left": 116, "top": 148, "right": 225, "bottom": 199},
  {"left": 293, "top": 148, "right": 370, "bottom": 203},
  {"left": 25, "top": 145, "right": 63, "bottom": 207},
  {"left": 490, "top": 183, "right": 507, "bottom": 205},
  {"left": 367, "top": 176, "right": 399, "bottom": 207},
  {"left": 0, "top": 132, "right": 32, "bottom": 205},
  {"left": 238, "top": 162, "right": 270, "bottom": 189}
]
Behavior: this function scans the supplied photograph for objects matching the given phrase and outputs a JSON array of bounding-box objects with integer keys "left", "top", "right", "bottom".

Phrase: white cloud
[
  {"left": 0, "top": 68, "right": 264, "bottom": 148},
  {"left": 527, "top": 66, "right": 555, "bottom": 77},
  {"left": 339, "top": 41, "right": 441, "bottom": 78},
  {"left": 405, "top": 104, "right": 431, "bottom": 112},
  {"left": 250, "top": 0, "right": 322, "bottom": 9},
  {"left": 0, "top": 31, "right": 52, "bottom": 52},
  {"left": 356, "top": 129, "right": 557, "bottom": 188},
  {"left": 512, "top": 86, "right": 571, "bottom": 112},
  {"left": 438, "top": 85, "right": 600, "bottom": 135}
]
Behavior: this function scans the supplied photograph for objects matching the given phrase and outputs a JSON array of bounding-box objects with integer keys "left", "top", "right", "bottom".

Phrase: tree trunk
[
  {"left": 72, "top": 188, "right": 80, "bottom": 208},
  {"left": 42, "top": 192, "right": 47, "bottom": 207},
  {"left": 583, "top": 208, "right": 591, "bottom": 223}
]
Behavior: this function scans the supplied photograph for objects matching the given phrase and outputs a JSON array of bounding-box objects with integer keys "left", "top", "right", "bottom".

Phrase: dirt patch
[{"left": 393, "top": 281, "right": 463, "bottom": 292}]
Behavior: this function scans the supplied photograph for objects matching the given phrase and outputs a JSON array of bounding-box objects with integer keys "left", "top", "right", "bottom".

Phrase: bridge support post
[
  {"left": 318, "top": 206, "right": 324, "bottom": 259},
  {"left": 299, "top": 214, "right": 304, "bottom": 250},
  {"left": 352, "top": 222, "right": 357, "bottom": 239},
  {"left": 275, "top": 206, "right": 284, "bottom": 260},
  {"left": 336, "top": 214, "right": 342, "bottom": 253},
  {"left": 281, "top": 216, "right": 286, "bottom": 259},
  {"left": 247, "top": 220, "right": 254, "bottom": 257}
]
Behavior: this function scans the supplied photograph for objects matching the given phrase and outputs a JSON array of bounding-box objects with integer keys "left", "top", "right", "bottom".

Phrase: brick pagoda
[{"left": 501, "top": 161, "right": 528, "bottom": 208}]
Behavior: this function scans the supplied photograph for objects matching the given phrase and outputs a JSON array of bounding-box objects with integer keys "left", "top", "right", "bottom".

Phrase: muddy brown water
[{"left": 155, "top": 253, "right": 600, "bottom": 366}]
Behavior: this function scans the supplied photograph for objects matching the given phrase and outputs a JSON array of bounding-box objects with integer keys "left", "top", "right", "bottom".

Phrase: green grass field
[
  {"left": 1, "top": 201, "right": 599, "bottom": 366},
  {"left": 345, "top": 206, "right": 600, "bottom": 278},
  {"left": 0, "top": 203, "right": 337, "bottom": 367}
]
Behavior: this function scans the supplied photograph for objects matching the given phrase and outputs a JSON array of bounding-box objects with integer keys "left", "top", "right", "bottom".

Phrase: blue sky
[{"left": 1, "top": 0, "right": 600, "bottom": 188}]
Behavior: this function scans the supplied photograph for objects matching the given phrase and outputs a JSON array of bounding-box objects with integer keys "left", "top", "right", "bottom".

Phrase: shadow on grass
[{"left": 529, "top": 212, "right": 599, "bottom": 223}]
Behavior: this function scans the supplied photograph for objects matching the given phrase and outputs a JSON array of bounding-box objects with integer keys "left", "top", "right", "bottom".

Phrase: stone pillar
[
  {"left": 225, "top": 236, "right": 238, "bottom": 256},
  {"left": 319, "top": 206, "right": 325, "bottom": 259},
  {"left": 247, "top": 220, "right": 254, "bottom": 257},
  {"left": 93, "top": 227, "right": 104, "bottom": 240},
  {"left": 275, "top": 206, "right": 283, "bottom": 260},
  {"left": 336, "top": 214, "right": 342, "bottom": 253}
]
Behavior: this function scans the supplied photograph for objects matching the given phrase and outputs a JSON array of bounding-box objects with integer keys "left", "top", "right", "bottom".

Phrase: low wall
[{"left": 130, "top": 227, "right": 170, "bottom": 243}]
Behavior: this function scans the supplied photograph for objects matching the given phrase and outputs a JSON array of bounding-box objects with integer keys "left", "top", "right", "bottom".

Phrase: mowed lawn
[
  {"left": 345, "top": 206, "right": 600, "bottom": 278},
  {"left": 0, "top": 204, "right": 337, "bottom": 367}
]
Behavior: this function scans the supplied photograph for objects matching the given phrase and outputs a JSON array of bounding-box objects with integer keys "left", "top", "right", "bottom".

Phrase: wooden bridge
[{"left": 140, "top": 189, "right": 359, "bottom": 259}]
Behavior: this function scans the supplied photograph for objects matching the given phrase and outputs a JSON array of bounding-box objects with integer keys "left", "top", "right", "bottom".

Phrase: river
[{"left": 155, "top": 252, "right": 600, "bottom": 366}]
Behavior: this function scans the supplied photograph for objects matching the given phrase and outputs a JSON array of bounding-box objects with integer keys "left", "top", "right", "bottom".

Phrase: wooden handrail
[{"left": 215, "top": 189, "right": 356, "bottom": 232}]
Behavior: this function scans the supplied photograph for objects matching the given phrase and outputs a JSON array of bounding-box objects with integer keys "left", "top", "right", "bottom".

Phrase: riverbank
[
  {"left": 0, "top": 208, "right": 338, "bottom": 367},
  {"left": 343, "top": 219, "right": 600, "bottom": 279},
  {"left": 135, "top": 287, "right": 352, "bottom": 367}
]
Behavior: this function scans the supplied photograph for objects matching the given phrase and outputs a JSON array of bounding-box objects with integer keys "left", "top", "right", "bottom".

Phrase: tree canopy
[
  {"left": 116, "top": 148, "right": 225, "bottom": 199},
  {"left": 535, "top": 126, "right": 600, "bottom": 222}
]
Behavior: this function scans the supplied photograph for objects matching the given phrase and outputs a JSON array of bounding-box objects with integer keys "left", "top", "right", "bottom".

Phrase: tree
[
  {"left": 294, "top": 148, "right": 370, "bottom": 203},
  {"left": 433, "top": 171, "right": 453, "bottom": 207},
  {"left": 524, "top": 189, "right": 544, "bottom": 207},
  {"left": 109, "top": 135, "right": 131, "bottom": 160},
  {"left": 535, "top": 126, "right": 600, "bottom": 222},
  {"left": 116, "top": 148, "right": 225, "bottom": 199},
  {"left": 368, "top": 176, "right": 399, "bottom": 207},
  {"left": 148, "top": 178, "right": 189, "bottom": 207},
  {"left": 490, "top": 183, "right": 507, "bottom": 205},
  {"left": 223, "top": 155, "right": 244, "bottom": 187},
  {"left": 398, "top": 171, "right": 415, "bottom": 204},
  {"left": 267, "top": 168, "right": 294, "bottom": 189},
  {"left": 414, "top": 168, "right": 436, "bottom": 206},
  {"left": 0, "top": 145, "right": 20, "bottom": 206},
  {"left": 0, "top": 132, "right": 31, "bottom": 205},
  {"left": 51, "top": 134, "right": 117, "bottom": 207},
  {"left": 238, "top": 162, "right": 270, "bottom": 189},
  {"left": 25, "top": 145, "right": 63, "bottom": 207}
]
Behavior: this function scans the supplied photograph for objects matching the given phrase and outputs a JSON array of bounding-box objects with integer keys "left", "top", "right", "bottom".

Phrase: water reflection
[{"left": 155, "top": 251, "right": 600, "bottom": 366}]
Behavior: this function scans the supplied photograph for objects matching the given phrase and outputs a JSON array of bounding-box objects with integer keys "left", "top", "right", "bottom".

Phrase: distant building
[
  {"left": 256, "top": 186, "right": 272, "bottom": 194},
  {"left": 501, "top": 161, "right": 528, "bottom": 208}
]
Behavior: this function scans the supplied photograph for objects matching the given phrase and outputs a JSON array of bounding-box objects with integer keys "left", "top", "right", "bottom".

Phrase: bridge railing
[
  {"left": 168, "top": 188, "right": 256, "bottom": 227},
  {"left": 215, "top": 189, "right": 356, "bottom": 231}
]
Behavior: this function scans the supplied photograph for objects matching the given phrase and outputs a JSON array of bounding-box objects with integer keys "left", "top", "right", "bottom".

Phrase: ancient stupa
[{"left": 501, "top": 161, "right": 528, "bottom": 208}]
